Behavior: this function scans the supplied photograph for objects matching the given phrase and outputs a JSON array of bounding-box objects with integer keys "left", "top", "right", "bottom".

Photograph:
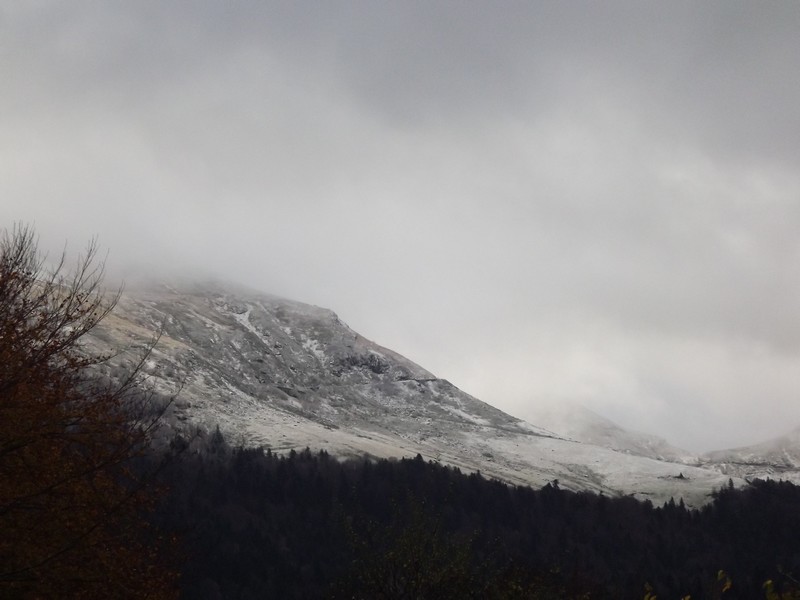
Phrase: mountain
[
  {"left": 86, "top": 282, "right": 741, "bottom": 507},
  {"left": 525, "top": 403, "right": 694, "bottom": 463},
  {"left": 699, "top": 426, "right": 800, "bottom": 484}
]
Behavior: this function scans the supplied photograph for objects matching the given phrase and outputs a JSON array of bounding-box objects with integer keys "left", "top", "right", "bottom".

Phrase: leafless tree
[{"left": 0, "top": 224, "right": 177, "bottom": 598}]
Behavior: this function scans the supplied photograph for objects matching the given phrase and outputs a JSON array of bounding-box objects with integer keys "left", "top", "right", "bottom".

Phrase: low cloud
[{"left": 3, "top": 1, "right": 800, "bottom": 451}]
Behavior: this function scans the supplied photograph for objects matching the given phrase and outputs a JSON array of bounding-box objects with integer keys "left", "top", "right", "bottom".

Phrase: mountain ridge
[
  {"left": 85, "top": 281, "right": 771, "bottom": 506},
  {"left": 698, "top": 425, "right": 800, "bottom": 484}
]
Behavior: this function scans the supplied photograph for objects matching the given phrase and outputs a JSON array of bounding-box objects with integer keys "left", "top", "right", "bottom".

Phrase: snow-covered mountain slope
[
  {"left": 699, "top": 426, "right": 800, "bottom": 484},
  {"left": 86, "top": 282, "right": 741, "bottom": 507},
  {"left": 525, "top": 403, "right": 694, "bottom": 463}
]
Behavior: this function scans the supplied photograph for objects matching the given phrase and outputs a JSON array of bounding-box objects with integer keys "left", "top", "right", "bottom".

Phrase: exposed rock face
[{"left": 86, "top": 281, "right": 743, "bottom": 507}]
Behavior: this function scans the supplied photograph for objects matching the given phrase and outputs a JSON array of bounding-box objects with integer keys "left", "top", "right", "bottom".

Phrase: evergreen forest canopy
[
  {"left": 151, "top": 438, "right": 800, "bottom": 600},
  {"left": 2, "top": 224, "right": 800, "bottom": 599}
]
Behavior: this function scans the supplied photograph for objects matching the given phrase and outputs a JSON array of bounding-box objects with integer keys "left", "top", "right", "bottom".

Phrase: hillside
[
  {"left": 700, "top": 426, "right": 800, "bottom": 484},
  {"left": 87, "top": 282, "right": 740, "bottom": 507}
]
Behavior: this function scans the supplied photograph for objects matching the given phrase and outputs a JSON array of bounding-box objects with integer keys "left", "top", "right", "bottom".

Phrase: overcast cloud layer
[{"left": 3, "top": 2, "right": 800, "bottom": 452}]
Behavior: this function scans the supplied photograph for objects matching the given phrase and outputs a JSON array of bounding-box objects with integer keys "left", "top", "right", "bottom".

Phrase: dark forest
[{"left": 148, "top": 432, "right": 800, "bottom": 599}]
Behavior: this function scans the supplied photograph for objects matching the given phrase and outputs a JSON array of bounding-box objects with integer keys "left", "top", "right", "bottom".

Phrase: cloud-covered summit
[{"left": 3, "top": 2, "right": 800, "bottom": 451}]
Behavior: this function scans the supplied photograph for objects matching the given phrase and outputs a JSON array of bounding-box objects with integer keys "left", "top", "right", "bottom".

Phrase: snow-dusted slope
[
  {"left": 699, "top": 426, "right": 800, "bottom": 484},
  {"left": 87, "top": 282, "right": 741, "bottom": 507},
  {"left": 526, "top": 403, "right": 694, "bottom": 463}
]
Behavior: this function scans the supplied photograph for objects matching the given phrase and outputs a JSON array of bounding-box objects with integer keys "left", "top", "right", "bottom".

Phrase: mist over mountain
[
  {"left": 6, "top": 3, "right": 800, "bottom": 595},
  {"left": 79, "top": 280, "right": 800, "bottom": 508},
  {"left": 524, "top": 403, "right": 693, "bottom": 463},
  {"left": 6, "top": 1, "right": 800, "bottom": 458}
]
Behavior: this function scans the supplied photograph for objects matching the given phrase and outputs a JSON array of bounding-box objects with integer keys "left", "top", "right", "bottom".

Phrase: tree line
[{"left": 147, "top": 437, "right": 800, "bottom": 599}]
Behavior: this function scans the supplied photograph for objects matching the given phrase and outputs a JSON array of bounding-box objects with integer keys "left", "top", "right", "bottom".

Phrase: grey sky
[{"left": 3, "top": 1, "right": 800, "bottom": 452}]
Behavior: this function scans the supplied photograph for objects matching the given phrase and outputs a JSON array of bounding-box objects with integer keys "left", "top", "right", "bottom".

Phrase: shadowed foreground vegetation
[
  {"left": 147, "top": 434, "right": 800, "bottom": 599},
  {"left": 0, "top": 225, "right": 176, "bottom": 598}
]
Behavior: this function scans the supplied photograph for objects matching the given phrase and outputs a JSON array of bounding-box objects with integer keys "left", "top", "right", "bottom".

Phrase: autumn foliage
[{"left": 0, "top": 226, "right": 176, "bottom": 598}]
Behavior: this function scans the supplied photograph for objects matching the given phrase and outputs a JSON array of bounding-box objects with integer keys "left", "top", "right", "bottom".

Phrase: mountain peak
[{"left": 88, "top": 280, "right": 744, "bottom": 507}]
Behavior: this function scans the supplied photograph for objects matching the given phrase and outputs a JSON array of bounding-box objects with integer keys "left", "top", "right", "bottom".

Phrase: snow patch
[
  {"left": 301, "top": 335, "right": 327, "bottom": 363},
  {"left": 440, "top": 404, "right": 491, "bottom": 426},
  {"left": 231, "top": 307, "right": 272, "bottom": 347}
]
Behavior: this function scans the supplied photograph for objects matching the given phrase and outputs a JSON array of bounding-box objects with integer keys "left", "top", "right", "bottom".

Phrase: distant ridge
[
  {"left": 525, "top": 403, "right": 693, "bottom": 463},
  {"left": 699, "top": 425, "right": 800, "bottom": 484}
]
